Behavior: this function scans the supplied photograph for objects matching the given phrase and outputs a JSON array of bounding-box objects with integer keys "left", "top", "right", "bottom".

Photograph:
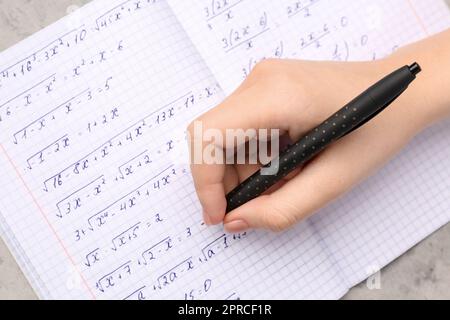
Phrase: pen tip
[{"left": 408, "top": 62, "right": 422, "bottom": 76}]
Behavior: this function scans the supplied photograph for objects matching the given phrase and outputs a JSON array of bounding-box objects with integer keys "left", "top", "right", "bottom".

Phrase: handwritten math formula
[
  {"left": 174, "top": 0, "right": 416, "bottom": 94},
  {"left": 0, "top": 0, "right": 245, "bottom": 300}
]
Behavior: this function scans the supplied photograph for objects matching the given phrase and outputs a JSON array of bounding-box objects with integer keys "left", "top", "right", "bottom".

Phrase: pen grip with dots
[{"left": 226, "top": 63, "right": 420, "bottom": 213}]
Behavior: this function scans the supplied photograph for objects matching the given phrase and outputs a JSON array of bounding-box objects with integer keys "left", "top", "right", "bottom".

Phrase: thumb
[
  {"left": 189, "top": 84, "right": 300, "bottom": 225},
  {"left": 222, "top": 145, "right": 353, "bottom": 232},
  {"left": 223, "top": 194, "right": 302, "bottom": 233}
]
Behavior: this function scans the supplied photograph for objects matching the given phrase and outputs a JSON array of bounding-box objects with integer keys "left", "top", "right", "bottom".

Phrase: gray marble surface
[{"left": 0, "top": 0, "right": 449, "bottom": 300}]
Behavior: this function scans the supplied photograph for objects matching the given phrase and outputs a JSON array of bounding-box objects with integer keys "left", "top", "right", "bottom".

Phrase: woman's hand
[{"left": 188, "top": 30, "right": 450, "bottom": 233}]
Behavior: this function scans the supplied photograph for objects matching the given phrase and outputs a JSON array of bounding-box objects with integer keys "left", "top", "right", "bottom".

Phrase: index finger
[{"left": 188, "top": 82, "right": 292, "bottom": 225}]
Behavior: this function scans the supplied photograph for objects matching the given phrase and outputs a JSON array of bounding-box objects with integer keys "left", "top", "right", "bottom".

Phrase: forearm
[{"left": 386, "top": 29, "right": 450, "bottom": 126}]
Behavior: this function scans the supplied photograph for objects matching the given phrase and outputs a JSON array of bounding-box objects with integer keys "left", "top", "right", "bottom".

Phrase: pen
[{"left": 226, "top": 62, "right": 422, "bottom": 213}]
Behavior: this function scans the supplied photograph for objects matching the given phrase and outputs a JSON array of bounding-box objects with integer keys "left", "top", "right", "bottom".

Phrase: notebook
[{"left": 0, "top": 0, "right": 449, "bottom": 300}]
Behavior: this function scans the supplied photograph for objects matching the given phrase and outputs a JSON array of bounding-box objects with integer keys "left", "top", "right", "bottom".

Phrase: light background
[{"left": 0, "top": 0, "right": 449, "bottom": 300}]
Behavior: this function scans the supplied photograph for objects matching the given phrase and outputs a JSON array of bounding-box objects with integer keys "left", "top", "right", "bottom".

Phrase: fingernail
[
  {"left": 224, "top": 220, "right": 249, "bottom": 233},
  {"left": 203, "top": 211, "right": 213, "bottom": 225}
]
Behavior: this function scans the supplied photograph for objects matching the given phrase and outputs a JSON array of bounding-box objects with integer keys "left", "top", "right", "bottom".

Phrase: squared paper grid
[
  {"left": 0, "top": 0, "right": 344, "bottom": 300},
  {"left": 0, "top": 0, "right": 448, "bottom": 297},
  {"left": 167, "top": 0, "right": 450, "bottom": 295},
  {"left": 0, "top": 0, "right": 227, "bottom": 296},
  {"left": 310, "top": 119, "right": 450, "bottom": 289}
]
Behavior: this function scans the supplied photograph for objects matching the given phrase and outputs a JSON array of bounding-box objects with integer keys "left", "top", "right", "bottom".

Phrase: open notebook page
[
  {"left": 168, "top": 0, "right": 450, "bottom": 94},
  {"left": 168, "top": 0, "right": 450, "bottom": 291},
  {"left": 310, "top": 118, "right": 450, "bottom": 290},
  {"left": 0, "top": 0, "right": 346, "bottom": 299}
]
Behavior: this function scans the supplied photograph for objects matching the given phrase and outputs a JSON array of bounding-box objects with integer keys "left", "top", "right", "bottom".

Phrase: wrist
[{"left": 382, "top": 32, "right": 450, "bottom": 128}]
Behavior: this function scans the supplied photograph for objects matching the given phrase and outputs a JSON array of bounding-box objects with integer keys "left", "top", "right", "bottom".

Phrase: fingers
[
  {"left": 188, "top": 59, "right": 333, "bottom": 227},
  {"left": 223, "top": 165, "right": 240, "bottom": 194},
  {"left": 188, "top": 82, "right": 294, "bottom": 225},
  {"left": 196, "top": 85, "right": 290, "bottom": 140},
  {"left": 223, "top": 148, "right": 349, "bottom": 232},
  {"left": 190, "top": 162, "right": 227, "bottom": 225},
  {"left": 223, "top": 117, "right": 409, "bottom": 232},
  {"left": 189, "top": 58, "right": 420, "bottom": 233}
]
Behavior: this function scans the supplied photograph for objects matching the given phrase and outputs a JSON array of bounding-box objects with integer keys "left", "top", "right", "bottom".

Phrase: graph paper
[{"left": 0, "top": 0, "right": 448, "bottom": 299}]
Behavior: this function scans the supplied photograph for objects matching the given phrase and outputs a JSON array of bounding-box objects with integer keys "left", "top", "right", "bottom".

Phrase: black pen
[{"left": 226, "top": 62, "right": 422, "bottom": 213}]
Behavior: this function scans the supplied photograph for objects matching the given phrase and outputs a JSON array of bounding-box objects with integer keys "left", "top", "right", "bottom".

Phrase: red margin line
[
  {"left": 0, "top": 143, "right": 96, "bottom": 300},
  {"left": 406, "top": 0, "right": 430, "bottom": 36}
]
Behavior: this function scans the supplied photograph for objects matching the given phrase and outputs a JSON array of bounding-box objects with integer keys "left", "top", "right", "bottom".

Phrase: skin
[{"left": 188, "top": 29, "right": 450, "bottom": 233}]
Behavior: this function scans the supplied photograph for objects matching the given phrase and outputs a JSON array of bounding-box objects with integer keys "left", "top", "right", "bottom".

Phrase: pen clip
[{"left": 344, "top": 91, "right": 403, "bottom": 137}]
